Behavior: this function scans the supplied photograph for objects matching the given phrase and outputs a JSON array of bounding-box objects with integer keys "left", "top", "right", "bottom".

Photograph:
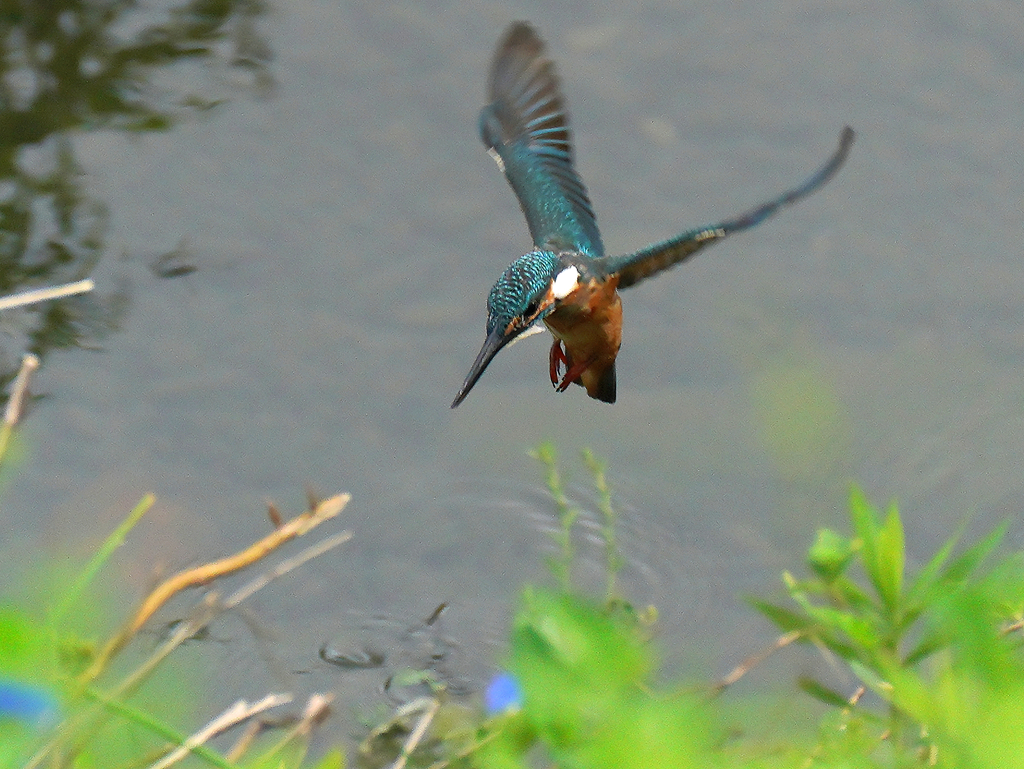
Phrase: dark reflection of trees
[{"left": 0, "top": 0, "right": 273, "bottom": 391}]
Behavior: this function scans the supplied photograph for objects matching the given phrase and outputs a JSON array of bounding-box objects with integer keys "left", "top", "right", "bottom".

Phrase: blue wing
[
  {"left": 480, "top": 23, "right": 604, "bottom": 257},
  {"left": 600, "top": 127, "right": 855, "bottom": 289}
]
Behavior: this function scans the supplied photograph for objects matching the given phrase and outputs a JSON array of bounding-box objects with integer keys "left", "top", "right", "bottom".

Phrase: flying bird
[{"left": 452, "top": 22, "right": 853, "bottom": 408}]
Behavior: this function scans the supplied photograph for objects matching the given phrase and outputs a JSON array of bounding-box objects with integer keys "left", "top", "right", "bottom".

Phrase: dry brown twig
[
  {"left": 27, "top": 498, "right": 352, "bottom": 769},
  {"left": 82, "top": 493, "right": 351, "bottom": 682},
  {"left": 712, "top": 630, "right": 802, "bottom": 694},
  {"left": 131, "top": 493, "right": 351, "bottom": 633}
]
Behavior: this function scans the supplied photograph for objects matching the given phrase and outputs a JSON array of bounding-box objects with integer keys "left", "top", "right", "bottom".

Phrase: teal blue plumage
[
  {"left": 480, "top": 23, "right": 603, "bottom": 257},
  {"left": 602, "top": 126, "right": 855, "bottom": 289},
  {"left": 485, "top": 249, "right": 559, "bottom": 335},
  {"left": 452, "top": 23, "right": 853, "bottom": 408}
]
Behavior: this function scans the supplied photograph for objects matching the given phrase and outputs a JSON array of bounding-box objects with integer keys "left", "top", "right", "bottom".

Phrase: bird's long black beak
[{"left": 451, "top": 328, "right": 508, "bottom": 408}]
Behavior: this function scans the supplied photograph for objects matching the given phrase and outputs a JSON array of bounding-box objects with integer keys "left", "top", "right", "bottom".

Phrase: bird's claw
[{"left": 549, "top": 340, "right": 586, "bottom": 392}]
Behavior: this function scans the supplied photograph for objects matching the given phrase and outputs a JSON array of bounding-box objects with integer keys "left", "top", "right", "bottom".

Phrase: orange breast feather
[{"left": 543, "top": 276, "right": 622, "bottom": 398}]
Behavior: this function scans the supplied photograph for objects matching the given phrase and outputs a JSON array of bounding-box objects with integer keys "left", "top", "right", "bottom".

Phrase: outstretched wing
[
  {"left": 601, "top": 127, "right": 855, "bottom": 289},
  {"left": 480, "top": 22, "right": 604, "bottom": 257}
]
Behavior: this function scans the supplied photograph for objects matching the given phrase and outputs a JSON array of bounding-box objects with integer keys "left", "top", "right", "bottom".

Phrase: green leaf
[
  {"left": 798, "top": 676, "right": 853, "bottom": 709},
  {"left": 874, "top": 503, "right": 906, "bottom": 613},
  {"left": 748, "top": 599, "right": 814, "bottom": 634},
  {"left": 904, "top": 630, "right": 949, "bottom": 666},
  {"left": 806, "top": 604, "right": 878, "bottom": 650},
  {"left": 849, "top": 486, "right": 881, "bottom": 596},
  {"left": 306, "top": 750, "right": 345, "bottom": 769},
  {"left": 941, "top": 520, "right": 1008, "bottom": 584},
  {"left": 832, "top": 575, "right": 875, "bottom": 612},
  {"left": 906, "top": 527, "right": 961, "bottom": 605},
  {"left": 848, "top": 660, "right": 893, "bottom": 700},
  {"left": 50, "top": 494, "right": 154, "bottom": 627},
  {"left": 83, "top": 686, "right": 234, "bottom": 768},
  {"left": 808, "top": 528, "right": 855, "bottom": 582}
]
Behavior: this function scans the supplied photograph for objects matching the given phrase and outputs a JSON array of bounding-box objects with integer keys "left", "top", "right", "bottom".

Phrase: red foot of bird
[
  {"left": 548, "top": 340, "right": 587, "bottom": 392},
  {"left": 549, "top": 340, "right": 568, "bottom": 386}
]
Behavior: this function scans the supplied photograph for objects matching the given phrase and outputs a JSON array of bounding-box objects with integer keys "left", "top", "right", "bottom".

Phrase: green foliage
[
  {"left": 529, "top": 442, "right": 582, "bottom": 591},
  {"left": 6, "top": 444, "right": 1024, "bottom": 769},
  {"left": 474, "top": 588, "right": 717, "bottom": 769},
  {"left": 461, "top": 461, "right": 1024, "bottom": 769},
  {"left": 754, "top": 486, "right": 1018, "bottom": 765},
  {"left": 528, "top": 443, "right": 626, "bottom": 605},
  {"left": 445, "top": 447, "right": 715, "bottom": 768},
  {"left": 0, "top": 497, "right": 329, "bottom": 769},
  {"left": 0, "top": 608, "right": 60, "bottom": 764}
]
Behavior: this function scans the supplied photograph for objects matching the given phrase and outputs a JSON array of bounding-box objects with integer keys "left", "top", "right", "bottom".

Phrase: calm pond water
[{"left": 2, "top": 0, "right": 1023, "bottom": 731}]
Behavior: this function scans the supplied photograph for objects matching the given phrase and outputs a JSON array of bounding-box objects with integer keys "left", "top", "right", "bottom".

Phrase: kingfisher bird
[{"left": 451, "top": 22, "right": 854, "bottom": 408}]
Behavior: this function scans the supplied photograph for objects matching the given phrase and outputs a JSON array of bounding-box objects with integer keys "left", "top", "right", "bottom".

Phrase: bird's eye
[{"left": 524, "top": 300, "right": 539, "bottom": 317}]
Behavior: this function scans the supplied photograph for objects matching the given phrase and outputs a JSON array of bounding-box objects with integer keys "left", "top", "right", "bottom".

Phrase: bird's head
[{"left": 452, "top": 250, "right": 583, "bottom": 407}]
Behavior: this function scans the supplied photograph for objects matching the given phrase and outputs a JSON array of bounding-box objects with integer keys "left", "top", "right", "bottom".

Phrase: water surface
[{"left": 3, "top": 0, "right": 1023, "bottom": 721}]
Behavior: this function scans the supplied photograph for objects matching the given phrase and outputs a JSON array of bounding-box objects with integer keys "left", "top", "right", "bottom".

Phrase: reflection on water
[{"left": 0, "top": 0, "right": 271, "bottom": 390}]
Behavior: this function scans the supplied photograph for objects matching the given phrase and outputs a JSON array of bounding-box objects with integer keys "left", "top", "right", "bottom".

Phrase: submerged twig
[{"left": 387, "top": 696, "right": 440, "bottom": 769}]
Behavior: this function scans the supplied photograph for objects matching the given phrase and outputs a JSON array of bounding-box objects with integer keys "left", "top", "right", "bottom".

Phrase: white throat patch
[{"left": 551, "top": 266, "right": 581, "bottom": 300}]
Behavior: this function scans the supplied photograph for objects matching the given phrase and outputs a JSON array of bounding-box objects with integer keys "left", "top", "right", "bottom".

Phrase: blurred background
[{"left": 0, "top": 0, "right": 1022, "bottom": 733}]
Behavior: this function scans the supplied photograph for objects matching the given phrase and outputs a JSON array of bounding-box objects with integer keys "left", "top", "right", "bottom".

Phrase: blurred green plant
[
  {"left": 0, "top": 488, "right": 347, "bottom": 769},
  {"left": 528, "top": 443, "right": 627, "bottom": 607},
  {"left": 472, "top": 587, "right": 716, "bottom": 769},
  {"left": 407, "top": 463, "right": 1022, "bottom": 769},
  {"left": 454, "top": 447, "right": 713, "bottom": 768},
  {"left": 753, "top": 486, "right": 1019, "bottom": 766},
  {"left": 6, "top": 439, "right": 1024, "bottom": 769}
]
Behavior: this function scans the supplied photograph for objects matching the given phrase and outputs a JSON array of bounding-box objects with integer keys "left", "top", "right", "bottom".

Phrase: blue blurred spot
[
  {"left": 0, "top": 679, "right": 59, "bottom": 727},
  {"left": 485, "top": 671, "right": 522, "bottom": 714}
]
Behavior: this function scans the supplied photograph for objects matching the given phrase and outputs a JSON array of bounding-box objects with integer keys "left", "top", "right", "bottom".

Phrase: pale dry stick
[
  {"left": 389, "top": 698, "right": 441, "bottom": 769},
  {"left": 4, "top": 353, "right": 39, "bottom": 425},
  {"left": 225, "top": 692, "right": 334, "bottom": 762},
  {"left": 0, "top": 353, "right": 40, "bottom": 459},
  {"left": 225, "top": 720, "right": 263, "bottom": 764},
  {"left": 146, "top": 693, "right": 293, "bottom": 769},
  {"left": 0, "top": 278, "right": 94, "bottom": 311},
  {"left": 294, "top": 692, "right": 334, "bottom": 734},
  {"left": 363, "top": 697, "right": 434, "bottom": 747},
  {"left": 82, "top": 493, "right": 351, "bottom": 681},
  {"left": 846, "top": 685, "right": 866, "bottom": 709},
  {"left": 229, "top": 692, "right": 335, "bottom": 765},
  {"left": 222, "top": 529, "right": 353, "bottom": 611},
  {"left": 712, "top": 630, "right": 803, "bottom": 694}
]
